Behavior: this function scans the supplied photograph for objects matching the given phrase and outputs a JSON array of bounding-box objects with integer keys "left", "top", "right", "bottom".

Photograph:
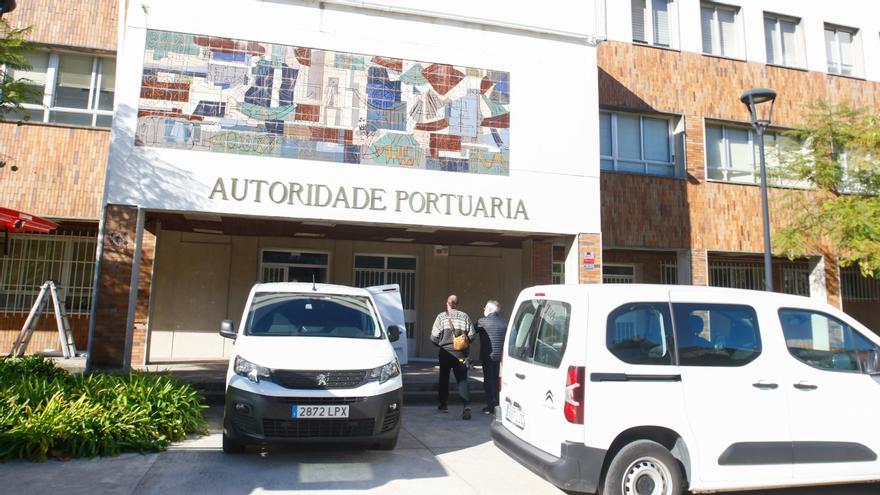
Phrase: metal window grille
[
  {"left": 782, "top": 264, "right": 811, "bottom": 297},
  {"left": 709, "top": 261, "right": 763, "bottom": 291},
  {"left": 353, "top": 255, "right": 418, "bottom": 340},
  {"left": 604, "top": 265, "right": 636, "bottom": 284},
  {"left": 841, "top": 268, "right": 880, "bottom": 301},
  {"left": 0, "top": 232, "right": 96, "bottom": 315},
  {"left": 660, "top": 262, "right": 678, "bottom": 285}
]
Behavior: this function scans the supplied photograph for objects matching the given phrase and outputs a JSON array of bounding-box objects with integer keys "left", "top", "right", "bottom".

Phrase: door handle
[
  {"left": 515, "top": 373, "right": 526, "bottom": 380},
  {"left": 752, "top": 381, "right": 779, "bottom": 390},
  {"left": 793, "top": 382, "right": 818, "bottom": 391}
]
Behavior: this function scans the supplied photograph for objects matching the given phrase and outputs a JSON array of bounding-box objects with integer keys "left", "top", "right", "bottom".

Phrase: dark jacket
[
  {"left": 476, "top": 313, "right": 507, "bottom": 361},
  {"left": 430, "top": 309, "right": 475, "bottom": 361}
]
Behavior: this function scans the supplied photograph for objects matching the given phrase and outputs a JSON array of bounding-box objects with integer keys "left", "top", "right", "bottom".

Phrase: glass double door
[{"left": 353, "top": 255, "right": 417, "bottom": 356}]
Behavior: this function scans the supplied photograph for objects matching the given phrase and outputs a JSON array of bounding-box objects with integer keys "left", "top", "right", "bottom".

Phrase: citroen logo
[{"left": 316, "top": 373, "right": 329, "bottom": 387}]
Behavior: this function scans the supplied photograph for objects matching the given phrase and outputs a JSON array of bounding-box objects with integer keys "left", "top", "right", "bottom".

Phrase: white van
[
  {"left": 491, "top": 284, "right": 880, "bottom": 494},
  {"left": 219, "top": 282, "right": 406, "bottom": 453}
]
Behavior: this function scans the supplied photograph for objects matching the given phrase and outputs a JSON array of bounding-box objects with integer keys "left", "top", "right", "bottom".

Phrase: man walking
[
  {"left": 430, "top": 294, "right": 476, "bottom": 419},
  {"left": 476, "top": 300, "right": 506, "bottom": 414}
]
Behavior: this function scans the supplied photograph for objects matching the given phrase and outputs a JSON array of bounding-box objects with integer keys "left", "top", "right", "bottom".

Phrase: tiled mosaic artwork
[{"left": 136, "top": 30, "right": 510, "bottom": 175}]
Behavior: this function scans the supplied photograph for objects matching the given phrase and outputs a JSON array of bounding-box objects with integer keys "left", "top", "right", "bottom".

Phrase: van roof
[{"left": 251, "top": 282, "right": 372, "bottom": 297}]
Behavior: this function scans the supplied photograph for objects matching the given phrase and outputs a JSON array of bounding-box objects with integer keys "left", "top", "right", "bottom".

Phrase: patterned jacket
[{"left": 430, "top": 309, "right": 475, "bottom": 360}]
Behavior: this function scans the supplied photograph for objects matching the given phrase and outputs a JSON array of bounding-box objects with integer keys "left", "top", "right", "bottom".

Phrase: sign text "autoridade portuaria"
[{"left": 208, "top": 177, "right": 529, "bottom": 220}]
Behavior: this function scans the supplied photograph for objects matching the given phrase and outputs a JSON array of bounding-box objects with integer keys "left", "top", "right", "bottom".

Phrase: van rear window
[
  {"left": 507, "top": 299, "right": 571, "bottom": 368},
  {"left": 244, "top": 292, "right": 380, "bottom": 339}
]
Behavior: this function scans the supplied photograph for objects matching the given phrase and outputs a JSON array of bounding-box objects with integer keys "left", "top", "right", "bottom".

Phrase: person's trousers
[
  {"left": 438, "top": 349, "right": 470, "bottom": 406},
  {"left": 481, "top": 357, "right": 500, "bottom": 409}
]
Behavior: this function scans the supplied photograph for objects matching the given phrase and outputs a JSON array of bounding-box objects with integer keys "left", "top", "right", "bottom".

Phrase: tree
[
  {"left": 0, "top": 18, "right": 34, "bottom": 171},
  {"left": 774, "top": 102, "right": 880, "bottom": 278}
]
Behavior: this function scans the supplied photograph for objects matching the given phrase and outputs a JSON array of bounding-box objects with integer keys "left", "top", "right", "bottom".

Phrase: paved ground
[{"left": 2, "top": 403, "right": 880, "bottom": 495}]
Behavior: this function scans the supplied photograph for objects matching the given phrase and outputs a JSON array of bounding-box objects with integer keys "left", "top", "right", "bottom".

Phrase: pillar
[
  {"left": 690, "top": 248, "right": 709, "bottom": 286},
  {"left": 578, "top": 233, "right": 602, "bottom": 284}
]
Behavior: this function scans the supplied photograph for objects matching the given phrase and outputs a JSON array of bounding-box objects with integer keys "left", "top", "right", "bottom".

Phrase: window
[
  {"left": 841, "top": 267, "right": 880, "bottom": 301},
  {"left": 764, "top": 13, "right": 804, "bottom": 68},
  {"left": 632, "top": 0, "right": 675, "bottom": 48},
  {"left": 4, "top": 51, "right": 115, "bottom": 128},
  {"left": 781, "top": 264, "right": 810, "bottom": 297},
  {"left": 604, "top": 264, "right": 636, "bottom": 284},
  {"left": 660, "top": 262, "right": 678, "bottom": 285},
  {"left": 260, "top": 250, "right": 329, "bottom": 284},
  {"left": 700, "top": 2, "right": 741, "bottom": 58},
  {"left": 779, "top": 308, "right": 869, "bottom": 373},
  {"left": 673, "top": 303, "right": 761, "bottom": 366},
  {"left": 507, "top": 299, "right": 571, "bottom": 368},
  {"left": 825, "top": 24, "right": 862, "bottom": 77},
  {"left": 0, "top": 233, "right": 96, "bottom": 315},
  {"left": 607, "top": 303, "right": 674, "bottom": 365},
  {"left": 551, "top": 244, "right": 566, "bottom": 284},
  {"left": 709, "top": 260, "right": 763, "bottom": 290},
  {"left": 705, "top": 122, "right": 788, "bottom": 184},
  {"left": 601, "top": 111, "right": 676, "bottom": 177}
]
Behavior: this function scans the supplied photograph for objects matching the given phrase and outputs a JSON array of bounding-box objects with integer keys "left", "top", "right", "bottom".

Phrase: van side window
[
  {"left": 779, "top": 308, "right": 875, "bottom": 373},
  {"left": 673, "top": 304, "right": 761, "bottom": 367},
  {"left": 607, "top": 303, "right": 674, "bottom": 365},
  {"left": 533, "top": 301, "right": 571, "bottom": 368},
  {"left": 508, "top": 300, "right": 541, "bottom": 362}
]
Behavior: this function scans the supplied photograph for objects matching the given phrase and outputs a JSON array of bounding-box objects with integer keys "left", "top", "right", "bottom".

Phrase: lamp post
[{"left": 740, "top": 87, "right": 777, "bottom": 292}]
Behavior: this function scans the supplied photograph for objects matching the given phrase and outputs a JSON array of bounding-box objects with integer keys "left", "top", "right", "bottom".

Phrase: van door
[
  {"left": 366, "top": 284, "right": 408, "bottom": 365},
  {"left": 670, "top": 293, "right": 792, "bottom": 485},
  {"left": 501, "top": 296, "right": 575, "bottom": 457},
  {"left": 779, "top": 308, "right": 880, "bottom": 482}
]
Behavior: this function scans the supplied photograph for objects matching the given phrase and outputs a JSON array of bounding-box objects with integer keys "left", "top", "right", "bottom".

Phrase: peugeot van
[
  {"left": 220, "top": 282, "right": 406, "bottom": 453},
  {"left": 491, "top": 284, "right": 880, "bottom": 494}
]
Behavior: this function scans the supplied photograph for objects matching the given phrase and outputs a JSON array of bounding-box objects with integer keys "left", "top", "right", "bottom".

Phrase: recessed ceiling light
[
  {"left": 294, "top": 232, "right": 324, "bottom": 238},
  {"left": 385, "top": 237, "right": 415, "bottom": 242},
  {"left": 405, "top": 227, "right": 437, "bottom": 233},
  {"left": 192, "top": 228, "right": 224, "bottom": 235},
  {"left": 469, "top": 241, "right": 498, "bottom": 246},
  {"left": 302, "top": 221, "right": 336, "bottom": 227}
]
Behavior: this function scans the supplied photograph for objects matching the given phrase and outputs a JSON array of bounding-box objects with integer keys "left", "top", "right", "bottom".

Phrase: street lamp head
[{"left": 740, "top": 87, "right": 777, "bottom": 129}]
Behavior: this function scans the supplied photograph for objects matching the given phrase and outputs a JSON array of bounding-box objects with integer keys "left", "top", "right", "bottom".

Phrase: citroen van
[
  {"left": 220, "top": 282, "right": 406, "bottom": 453},
  {"left": 491, "top": 284, "right": 880, "bottom": 494}
]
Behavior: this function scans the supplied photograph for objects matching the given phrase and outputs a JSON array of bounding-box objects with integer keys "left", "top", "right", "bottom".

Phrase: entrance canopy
[{"left": 0, "top": 207, "right": 58, "bottom": 234}]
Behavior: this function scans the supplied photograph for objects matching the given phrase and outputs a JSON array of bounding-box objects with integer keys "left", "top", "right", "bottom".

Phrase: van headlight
[
  {"left": 234, "top": 355, "right": 272, "bottom": 383},
  {"left": 367, "top": 358, "right": 400, "bottom": 384}
]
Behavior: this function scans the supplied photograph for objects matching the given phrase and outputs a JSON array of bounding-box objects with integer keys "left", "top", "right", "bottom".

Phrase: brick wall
[
  {"left": 0, "top": 315, "right": 89, "bottom": 355},
  {"left": 4, "top": 0, "right": 118, "bottom": 52},
  {"left": 0, "top": 123, "right": 109, "bottom": 220},
  {"left": 530, "top": 241, "right": 552, "bottom": 286}
]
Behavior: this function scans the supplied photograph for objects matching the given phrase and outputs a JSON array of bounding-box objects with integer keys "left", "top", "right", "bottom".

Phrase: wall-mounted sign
[
  {"left": 433, "top": 245, "right": 449, "bottom": 256},
  {"left": 582, "top": 252, "right": 595, "bottom": 270}
]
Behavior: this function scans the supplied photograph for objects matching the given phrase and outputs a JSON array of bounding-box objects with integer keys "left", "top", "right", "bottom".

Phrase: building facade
[{"left": 0, "top": 0, "right": 877, "bottom": 367}]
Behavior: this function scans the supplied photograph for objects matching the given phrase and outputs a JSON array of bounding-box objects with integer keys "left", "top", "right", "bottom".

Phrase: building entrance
[{"left": 353, "top": 255, "right": 417, "bottom": 357}]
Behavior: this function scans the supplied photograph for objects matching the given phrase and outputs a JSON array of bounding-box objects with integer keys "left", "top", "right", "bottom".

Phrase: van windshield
[{"left": 244, "top": 292, "right": 381, "bottom": 339}]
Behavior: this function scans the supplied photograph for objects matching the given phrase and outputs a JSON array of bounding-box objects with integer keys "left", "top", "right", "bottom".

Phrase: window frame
[
  {"left": 604, "top": 263, "right": 637, "bottom": 284},
  {"left": 704, "top": 120, "right": 789, "bottom": 185},
  {"left": 3, "top": 50, "right": 115, "bottom": 128},
  {"left": 551, "top": 244, "right": 566, "bottom": 285},
  {"left": 606, "top": 301, "right": 677, "bottom": 366},
  {"left": 824, "top": 23, "right": 863, "bottom": 78},
  {"left": 259, "top": 249, "right": 332, "bottom": 284},
  {"left": 763, "top": 12, "right": 805, "bottom": 69},
  {"left": 778, "top": 307, "right": 876, "bottom": 375},
  {"left": 700, "top": 1, "right": 743, "bottom": 59},
  {"left": 632, "top": 0, "right": 679, "bottom": 49},
  {"left": 601, "top": 110, "right": 677, "bottom": 178}
]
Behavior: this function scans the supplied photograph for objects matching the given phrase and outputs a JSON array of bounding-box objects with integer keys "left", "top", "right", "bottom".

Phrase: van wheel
[
  {"left": 373, "top": 435, "right": 398, "bottom": 451},
  {"left": 222, "top": 432, "right": 246, "bottom": 454},
  {"left": 602, "top": 440, "right": 683, "bottom": 495}
]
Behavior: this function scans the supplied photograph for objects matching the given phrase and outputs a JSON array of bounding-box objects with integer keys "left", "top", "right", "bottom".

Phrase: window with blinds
[
  {"left": 700, "top": 2, "right": 741, "bottom": 58},
  {"left": 825, "top": 24, "right": 861, "bottom": 77},
  {"left": 601, "top": 111, "right": 678, "bottom": 177},
  {"left": 632, "top": 0, "right": 675, "bottom": 48},
  {"left": 764, "top": 13, "right": 804, "bottom": 68}
]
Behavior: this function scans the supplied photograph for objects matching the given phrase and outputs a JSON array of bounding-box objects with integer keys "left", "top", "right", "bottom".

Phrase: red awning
[{"left": 0, "top": 207, "right": 58, "bottom": 234}]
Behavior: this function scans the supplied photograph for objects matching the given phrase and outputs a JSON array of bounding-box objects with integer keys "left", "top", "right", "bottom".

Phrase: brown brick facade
[
  {"left": 4, "top": 0, "right": 119, "bottom": 52},
  {"left": 578, "top": 233, "right": 603, "bottom": 284}
]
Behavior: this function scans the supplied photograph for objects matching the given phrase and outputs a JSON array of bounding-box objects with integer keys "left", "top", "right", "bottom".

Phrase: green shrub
[{"left": 0, "top": 356, "right": 207, "bottom": 461}]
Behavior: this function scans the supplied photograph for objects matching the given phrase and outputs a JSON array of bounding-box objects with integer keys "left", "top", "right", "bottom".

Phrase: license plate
[
  {"left": 505, "top": 403, "right": 525, "bottom": 430},
  {"left": 292, "top": 405, "right": 350, "bottom": 419}
]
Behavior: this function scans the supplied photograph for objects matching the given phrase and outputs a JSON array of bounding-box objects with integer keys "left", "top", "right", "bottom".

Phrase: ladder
[{"left": 7, "top": 281, "right": 79, "bottom": 359}]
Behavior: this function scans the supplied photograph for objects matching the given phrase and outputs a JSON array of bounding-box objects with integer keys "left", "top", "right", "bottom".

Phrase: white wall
[
  {"left": 105, "top": 0, "right": 603, "bottom": 236},
  {"left": 605, "top": 0, "right": 880, "bottom": 81}
]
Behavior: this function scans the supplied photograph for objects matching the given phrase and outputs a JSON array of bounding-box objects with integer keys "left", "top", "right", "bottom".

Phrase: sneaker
[
  {"left": 462, "top": 407, "right": 472, "bottom": 420},
  {"left": 438, "top": 403, "right": 448, "bottom": 412},
  {"left": 481, "top": 406, "right": 493, "bottom": 415}
]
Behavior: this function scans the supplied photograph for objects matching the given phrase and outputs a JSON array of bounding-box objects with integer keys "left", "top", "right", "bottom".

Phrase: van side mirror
[
  {"left": 388, "top": 325, "right": 402, "bottom": 342},
  {"left": 220, "top": 320, "right": 237, "bottom": 340}
]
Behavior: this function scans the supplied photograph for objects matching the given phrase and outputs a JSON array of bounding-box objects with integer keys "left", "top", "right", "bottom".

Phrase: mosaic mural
[{"left": 135, "top": 30, "right": 510, "bottom": 175}]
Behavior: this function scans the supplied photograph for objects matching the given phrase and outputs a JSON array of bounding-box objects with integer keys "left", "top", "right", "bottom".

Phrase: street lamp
[{"left": 740, "top": 87, "right": 777, "bottom": 292}]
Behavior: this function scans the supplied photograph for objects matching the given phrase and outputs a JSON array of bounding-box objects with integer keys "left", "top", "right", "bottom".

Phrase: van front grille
[
  {"left": 274, "top": 396, "right": 367, "bottom": 405},
  {"left": 271, "top": 369, "right": 368, "bottom": 389},
  {"left": 262, "top": 418, "right": 376, "bottom": 438}
]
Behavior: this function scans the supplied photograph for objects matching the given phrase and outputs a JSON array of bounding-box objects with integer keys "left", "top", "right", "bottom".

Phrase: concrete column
[
  {"left": 823, "top": 254, "right": 843, "bottom": 309},
  {"left": 563, "top": 235, "right": 579, "bottom": 284},
  {"left": 676, "top": 249, "right": 692, "bottom": 285},
  {"left": 130, "top": 228, "right": 156, "bottom": 366},
  {"left": 578, "top": 233, "right": 602, "bottom": 284},
  {"left": 690, "top": 249, "right": 709, "bottom": 286},
  {"left": 808, "top": 256, "right": 828, "bottom": 303},
  {"left": 87, "top": 204, "right": 140, "bottom": 371}
]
